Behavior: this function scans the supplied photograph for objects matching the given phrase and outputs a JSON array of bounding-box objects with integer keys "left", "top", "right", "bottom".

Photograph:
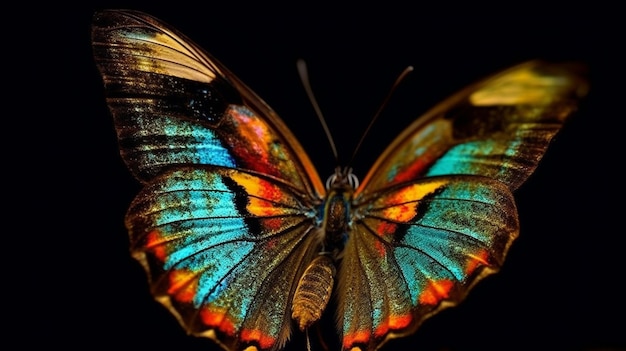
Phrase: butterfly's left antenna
[{"left": 297, "top": 60, "right": 339, "bottom": 165}]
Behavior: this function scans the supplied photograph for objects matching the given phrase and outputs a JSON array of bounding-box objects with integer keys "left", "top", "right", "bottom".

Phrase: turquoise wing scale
[
  {"left": 93, "top": 9, "right": 588, "bottom": 351},
  {"left": 93, "top": 10, "right": 325, "bottom": 351},
  {"left": 339, "top": 62, "right": 587, "bottom": 350}
]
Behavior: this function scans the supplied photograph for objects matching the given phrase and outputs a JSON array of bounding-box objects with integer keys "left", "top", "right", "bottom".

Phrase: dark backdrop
[{"left": 74, "top": 2, "right": 621, "bottom": 351}]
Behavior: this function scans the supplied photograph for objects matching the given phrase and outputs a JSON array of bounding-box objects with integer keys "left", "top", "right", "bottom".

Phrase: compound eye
[
  {"left": 325, "top": 174, "right": 337, "bottom": 190},
  {"left": 347, "top": 173, "right": 359, "bottom": 189}
]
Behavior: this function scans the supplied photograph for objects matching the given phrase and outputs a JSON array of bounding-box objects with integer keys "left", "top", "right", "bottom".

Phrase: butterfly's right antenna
[
  {"left": 297, "top": 59, "right": 339, "bottom": 165},
  {"left": 348, "top": 66, "right": 414, "bottom": 166}
]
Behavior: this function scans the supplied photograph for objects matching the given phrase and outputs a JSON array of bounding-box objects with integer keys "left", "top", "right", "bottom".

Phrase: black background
[{"left": 73, "top": 2, "right": 622, "bottom": 351}]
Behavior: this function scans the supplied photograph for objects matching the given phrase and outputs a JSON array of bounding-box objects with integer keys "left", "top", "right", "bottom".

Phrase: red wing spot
[
  {"left": 200, "top": 308, "right": 237, "bottom": 336},
  {"left": 374, "top": 222, "right": 397, "bottom": 256},
  {"left": 389, "top": 314, "right": 412, "bottom": 329},
  {"left": 465, "top": 249, "right": 490, "bottom": 275},
  {"left": 374, "top": 314, "right": 413, "bottom": 337},
  {"left": 257, "top": 178, "right": 283, "bottom": 203},
  {"left": 374, "top": 324, "right": 389, "bottom": 338},
  {"left": 261, "top": 218, "right": 283, "bottom": 232},
  {"left": 392, "top": 158, "right": 429, "bottom": 184},
  {"left": 168, "top": 269, "right": 198, "bottom": 303},
  {"left": 343, "top": 331, "right": 370, "bottom": 349},
  {"left": 229, "top": 109, "right": 281, "bottom": 178},
  {"left": 418, "top": 279, "right": 454, "bottom": 305},
  {"left": 241, "top": 329, "right": 276, "bottom": 349},
  {"left": 376, "top": 221, "right": 397, "bottom": 238},
  {"left": 374, "top": 241, "right": 387, "bottom": 257},
  {"left": 265, "top": 238, "right": 277, "bottom": 250},
  {"left": 146, "top": 230, "right": 167, "bottom": 261}
]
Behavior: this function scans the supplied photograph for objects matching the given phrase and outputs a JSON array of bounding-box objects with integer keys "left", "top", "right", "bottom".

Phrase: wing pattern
[
  {"left": 93, "top": 10, "right": 326, "bottom": 351},
  {"left": 339, "top": 62, "right": 586, "bottom": 350},
  {"left": 340, "top": 177, "right": 518, "bottom": 350},
  {"left": 127, "top": 167, "right": 322, "bottom": 350},
  {"left": 92, "top": 10, "right": 324, "bottom": 196},
  {"left": 357, "top": 62, "right": 588, "bottom": 198},
  {"left": 93, "top": 9, "right": 588, "bottom": 351}
]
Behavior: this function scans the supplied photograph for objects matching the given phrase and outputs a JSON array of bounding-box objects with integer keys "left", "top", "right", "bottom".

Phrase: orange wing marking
[
  {"left": 168, "top": 269, "right": 198, "bottom": 303},
  {"left": 241, "top": 329, "right": 276, "bottom": 349},
  {"left": 419, "top": 279, "right": 454, "bottom": 305},
  {"left": 146, "top": 229, "right": 168, "bottom": 262},
  {"left": 465, "top": 249, "right": 490, "bottom": 275},
  {"left": 200, "top": 308, "right": 237, "bottom": 336}
]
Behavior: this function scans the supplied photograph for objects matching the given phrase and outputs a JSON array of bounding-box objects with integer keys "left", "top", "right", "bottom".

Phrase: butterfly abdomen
[{"left": 292, "top": 255, "right": 336, "bottom": 331}]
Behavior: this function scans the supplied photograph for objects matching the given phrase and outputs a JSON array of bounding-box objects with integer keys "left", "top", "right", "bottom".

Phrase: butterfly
[{"left": 93, "top": 9, "right": 588, "bottom": 351}]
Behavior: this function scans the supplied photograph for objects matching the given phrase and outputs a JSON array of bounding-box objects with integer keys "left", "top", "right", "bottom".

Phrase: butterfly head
[{"left": 325, "top": 167, "right": 359, "bottom": 192}]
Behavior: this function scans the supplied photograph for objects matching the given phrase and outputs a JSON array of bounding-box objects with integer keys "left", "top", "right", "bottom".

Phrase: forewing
[
  {"left": 127, "top": 167, "right": 322, "bottom": 350},
  {"left": 92, "top": 10, "right": 324, "bottom": 196},
  {"left": 339, "top": 176, "right": 518, "bottom": 350},
  {"left": 356, "top": 61, "right": 588, "bottom": 199}
]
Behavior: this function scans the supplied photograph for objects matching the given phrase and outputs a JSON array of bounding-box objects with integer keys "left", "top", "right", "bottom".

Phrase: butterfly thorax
[{"left": 321, "top": 168, "right": 358, "bottom": 256}]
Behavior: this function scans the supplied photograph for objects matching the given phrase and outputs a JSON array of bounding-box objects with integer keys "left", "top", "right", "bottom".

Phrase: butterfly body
[
  {"left": 292, "top": 254, "right": 336, "bottom": 331},
  {"left": 93, "top": 9, "right": 587, "bottom": 351}
]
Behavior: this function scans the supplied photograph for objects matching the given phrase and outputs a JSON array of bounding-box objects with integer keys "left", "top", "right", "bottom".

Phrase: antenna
[
  {"left": 297, "top": 59, "right": 339, "bottom": 165},
  {"left": 348, "top": 66, "right": 414, "bottom": 166}
]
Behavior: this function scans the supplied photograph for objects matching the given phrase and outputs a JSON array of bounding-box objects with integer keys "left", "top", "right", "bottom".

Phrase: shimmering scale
[{"left": 94, "top": 10, "right": 587, "bottom": 351}]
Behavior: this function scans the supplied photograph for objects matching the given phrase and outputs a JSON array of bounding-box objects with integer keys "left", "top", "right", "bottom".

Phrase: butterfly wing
[
  {"left": 338, "top": 62, "right": 588, "bottom": 350},
  {"left": 127, "top": 167, "right": 321, "bottom": 350},
  {"left": 357, "top": 61, "right": 588, "bottom": 197},
  {"left": 93, "top": 10, "right": 324, "bottom": 350},
  {"left": 92, "top": 10, "right": 324, "bottom": 195}
]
